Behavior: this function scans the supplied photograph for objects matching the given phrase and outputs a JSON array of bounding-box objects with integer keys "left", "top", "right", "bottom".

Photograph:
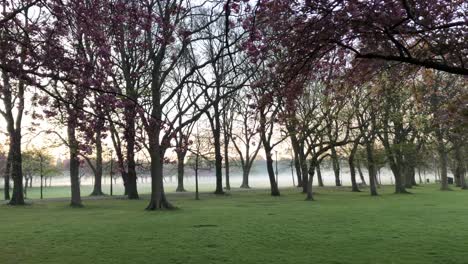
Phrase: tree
[
  {"left": 231, "top": 91, "right": 262, "bottom": 189},
  {"left": 22, "top": 149, "right": 59, "bottom": 198},
  {"left": 0, "top": 1, "right": 37, "bottom": 205},
  {"left": 239, "top": 0, "right": 468, "bottom": 76}
]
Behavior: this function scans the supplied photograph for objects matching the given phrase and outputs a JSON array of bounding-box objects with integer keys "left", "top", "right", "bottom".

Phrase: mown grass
[{"left": 1, "top": 184, "right": 467, "bottom": 264}]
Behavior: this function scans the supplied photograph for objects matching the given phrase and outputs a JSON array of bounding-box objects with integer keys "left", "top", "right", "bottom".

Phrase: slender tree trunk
[
  {"left": 349, "top": 146, "right": 360, "bottom": 192},
  {"left": 300, "top": 152, "right": 308, "bottom": 193},
  {"left": 109, "top": 119, "right": 129, "bottom": 195},
  {"left": 195, "top": 152, "right": 200, "bottom": 200},
  {"left": 176, "top": 152, "right": 186, "bottom": 192},
  {"left": 213, "top": 126, "right": 224, "bottom": 195},
  {"left": 365, "top": 140, "right": 378, "bottom": 196},
  {"left": 90, "top": 130, "right": 104, "bottom": 196},
  {"left": 211, "top": 106, "right": 224, "bottom": 194},
  {"left": 224, "top": 133, "right": 231, "bottom": 190},
  {"left": 294, "top": 154, "right": 302, "bottom": 187},
  {"left": 316, "top": 163, "right": 324, "bottom": 187},
  {"left": 331, "top": 147, "right": 341, "bottom": 186},
  {"left": 287, "top": 123, "right": 303, "bottom": 187},
  {"left": 356, "top": 159, "right": 366, "bottom": 186},
  {"left": 265, "top": 147, "right": 280, "bottom": 196}
]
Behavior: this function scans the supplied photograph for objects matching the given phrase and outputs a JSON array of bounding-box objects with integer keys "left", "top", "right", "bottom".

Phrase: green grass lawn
[{"left": 1, "top": 184, "right": 467, "bottom": 264}]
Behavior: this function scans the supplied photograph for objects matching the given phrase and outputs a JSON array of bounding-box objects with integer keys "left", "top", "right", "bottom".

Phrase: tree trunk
[
  {"left": 300, "top": 152, "right": 308, "bottom": 193},
  {"left": 126, "top": 113, "right": 139, "bottom": 199},
  {"left": 454, "top": 142, "right": 467, "bottom": 189},
  {"left": 349, "top": 147, "right": 360, "bottom": 192},
  {"left": 287, "top": 123, "right": 303, "bottom": 187},
  {"left": 265, "top": 148, "right": 280, "bottom": 196},
  {"left": 388, "top": 157, "right": 408, "bottom": 193},
  {"left": 224, "top": 133, "right": 231, "bottom": 190},
  {"left": 90, "top": 129, "right": 104, "bottom": 196},
  {"left": 9, "top": 131, "right": 24, "bottom": 205},
  {"left": 404, "top": 162, "right": 413, "bottom": 189},
  {"left": 294, "top": 154, "right": 302, "bottom": 187},
  {"left": 212, "top": 109, "right": 224, "bottom": 194},
  {"left": 68, "top": 116, "right": 83, "bottom": 207},
  {"left": 305, "top": 159, "right": 316, "bottom": 200},
  {"left": 365, "top": 140, "right": 378, "bottom": 196},
  {"left": 3, "top": 149, "right": 11, "bottom": 200},
  {"left": 356, "top": 159, "right": 366, "bottom": 186},
  {"left": 146, "top": 146, "right": 174, "bottom": 210},
  {"left": 331, "top": 147, "right": 341, "bottom": 186},
  {"left": 176, "top": 152, "right": 186, "bottom": 192},
  {"left": 316, "top": 163, "right": 324, "bottom": 187},
  {"left": 240, "top": 165, "right": 251, "bottom": 188},
  {"left": 109, "top": 119, "right": 129, "bottom": 195},
  {"left": 436, "top": 129, "right": 450, "bottom": 190}
]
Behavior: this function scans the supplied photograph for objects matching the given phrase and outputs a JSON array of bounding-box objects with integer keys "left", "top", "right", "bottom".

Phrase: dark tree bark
[
  {"left": 263, "top": 144, "right": 280, "bottom": 196},
  {"left": 305, "top": 158, "right": 316, "bottom": 200},
  {"left": 453, "top": 142, "right": 467, "bottom": 189},
  {"left": 3, "top": 81, "right": 25, "bottom": 206},
  {"left": 224, "top": 134, "right": 231, "bottom": 190},
  {"left": 365, "top": 139, "right": 378, "bottom": 196},
  {"left": 294, "top": 154, "right": 302, "bottom": 188},
  {"left": 435, "top": 128, "right": 450, "bottom": 191},
  {"left": 90, "top": 129, "right": 104, "bottom": 196},
  {"left": 300, "top": 150, "right": 309, "bottom": 193},
  {"left": 259, "top": 109, "right": 280, "bottom": 196},
  {"left": 349, "top": 140, "right": 361, "bottom": 192},
  {"left": 108, "top": 118, "right": 129, "bottom": 195},
  {"left": 207, "top": 101, "right": 224, "bottom": 195},
  {"left": 176, "top": 152, "right": 187, "bottom": 192},
  {"left": 316, "top": 162, "right": 324, "bottom": 187},
  {"left": 331, "top": 147, "right": 341, "bottom": 186},
  {"left": 125, "top": 106, "right": 139, "bottom": 199},
  {"left": 356, "top": 159, "right": 366, "bottom": 185},
  {"left": 67, "top": 115, "right": 83, "bottom": 207},
  {"left": 240, "top": 167, "right": 251, "bottom": 188},
  {"left": 286, "top": 121, "right": 303, "bottom": 187},
  {"left": 146, "top": 145, "right": 173, "bottom": 210},
  {"left": 213, "top": 124, "right": 224, "bottom": 195},
  {"left": 3, "top": 149, "right": 11, "bottom": 200}
]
